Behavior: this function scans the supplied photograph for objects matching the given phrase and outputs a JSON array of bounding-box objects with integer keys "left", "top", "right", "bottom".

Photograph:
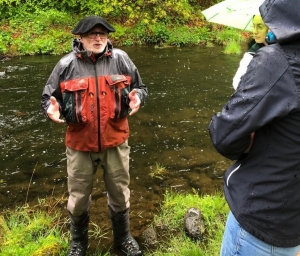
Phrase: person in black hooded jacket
[{"left": 208, "top": 0, "right": 300, "bottom": 255}]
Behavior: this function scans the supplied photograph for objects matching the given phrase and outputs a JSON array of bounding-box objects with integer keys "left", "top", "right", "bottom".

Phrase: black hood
[{"left": 259, "top": 0, "right": 300, "bottom": 44}]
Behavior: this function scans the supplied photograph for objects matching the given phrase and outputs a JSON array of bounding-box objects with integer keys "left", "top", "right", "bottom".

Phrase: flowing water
[{"left": 0, "top": 45, "right": 241, "bottom": 252}]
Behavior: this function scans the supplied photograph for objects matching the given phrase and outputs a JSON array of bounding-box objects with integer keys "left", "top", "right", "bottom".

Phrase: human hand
[
  {"left": 47, "top": 96, "right": 65, "bottom": 124},
  {"left": 128, "top": 89, "right": 141, "bottom": 116}
]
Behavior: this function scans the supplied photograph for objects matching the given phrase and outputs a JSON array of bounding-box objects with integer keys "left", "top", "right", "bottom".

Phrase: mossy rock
[{"left": 184, "top": 207, "right": 204, "bottom": 241}]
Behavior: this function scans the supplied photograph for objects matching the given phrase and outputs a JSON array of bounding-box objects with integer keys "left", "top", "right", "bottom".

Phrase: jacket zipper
[
  {"left": 115, "top": 86, "right": 120, "bottom": 118},
  {"left": 94, "top": 64, "right": 101, "bottom": 151}
]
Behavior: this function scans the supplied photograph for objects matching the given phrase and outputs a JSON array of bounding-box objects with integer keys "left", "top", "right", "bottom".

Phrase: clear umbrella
[{"left": 201, "top": 0, "right": 265, "bottom": 31}]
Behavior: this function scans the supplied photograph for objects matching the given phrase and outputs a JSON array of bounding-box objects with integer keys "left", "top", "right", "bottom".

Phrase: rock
[
  {"left": 184, "top": 207, "right": 204, "bottom": 240},
  {"left": 141, "top": 227, "right": 158, "bottom": 246}
]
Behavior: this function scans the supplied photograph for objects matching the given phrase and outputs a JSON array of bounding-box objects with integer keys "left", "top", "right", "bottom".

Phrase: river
[{"left": 0, "top": 45, "right": 241, "bottom": 252}]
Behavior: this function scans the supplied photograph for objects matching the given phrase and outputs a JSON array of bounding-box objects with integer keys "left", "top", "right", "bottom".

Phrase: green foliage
[
  {"left": 34, "top": 9, "right": 74, "bottom": 26},
  {"left": 0, "top": 0, "right": 243, "bottom": 55},
  {"left": 166, "top": 26, "right": 212, "bottom": 46},
  {"left": 167, "top": 26, "right": 194, "bottom": 46},
  {"left": 4, "top": 9, "right": 74, "bottom": 55},
  {"left": 0, "top": 31, "right": 11, "bottom": 54},
  {"left": 196, "top": 26, "right": 215, "bottom": 43},
  {"left": 143, "top": 23, "right": 171, "bottom": 45},
  {"left": 149, "top": 0, "right": 201, "bottom": 25},
  {"left": 107, "top": 23, "right": 136, "bottom": 46},
  {"left": 14, "top": 38, "right": 35, "bottom": 55},
  {"left": 214, "top": 28, "right": 245, "bottom": 54},
  {"left": 224, "top": 41, "right": 242, "bottom": 54},
  {"left": 215, "top": 27, "right": 244, "bottom": 45}
]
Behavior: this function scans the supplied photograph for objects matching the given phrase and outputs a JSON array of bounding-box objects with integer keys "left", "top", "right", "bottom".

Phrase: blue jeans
[{"left": 220, "top": 211, "right": 300, "bottom": 256}]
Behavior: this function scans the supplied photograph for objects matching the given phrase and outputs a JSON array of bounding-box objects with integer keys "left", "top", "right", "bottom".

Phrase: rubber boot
[
  {"left": 109, "top": 206, "right": 143, "bottom": 256},
  {"left": 67, "top": 211, "right": 89, "bottom": 256}
]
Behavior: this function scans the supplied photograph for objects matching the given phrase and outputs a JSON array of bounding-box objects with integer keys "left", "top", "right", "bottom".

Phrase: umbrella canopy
[{"left": 201, "top": 0, "right": 265, "bottom": 31}]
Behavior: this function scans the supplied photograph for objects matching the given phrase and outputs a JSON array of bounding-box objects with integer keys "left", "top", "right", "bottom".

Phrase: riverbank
[
  {"left": 0, "top": 44, "right": 236, "bottom": 255},
  {"left": 0, "top": 190, "right": 229, "bottom": 255},
  {"left": 0, "top": 0, "right": 248, "bottom": 57}
]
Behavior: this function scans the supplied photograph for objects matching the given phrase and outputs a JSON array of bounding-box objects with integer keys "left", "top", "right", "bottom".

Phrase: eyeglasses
[
  {"left": 251, "top": 24, "right": 268, "bottom": 31},
  {"left": 86, "top": 31, "right": 108, "bottom": 39}
]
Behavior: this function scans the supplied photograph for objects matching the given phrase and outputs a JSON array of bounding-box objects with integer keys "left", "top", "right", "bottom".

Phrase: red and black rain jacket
[{"left": 41, "top": 39, "right": 148, "bottom": 152}]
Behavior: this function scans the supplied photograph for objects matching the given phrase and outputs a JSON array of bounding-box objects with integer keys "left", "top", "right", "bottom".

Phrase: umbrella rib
[
  {"left": 244, "top": 17, "right": 253, "bottom": 30},
  {"left": 207, "top": 13, "right": 219, "bottom": 21}
]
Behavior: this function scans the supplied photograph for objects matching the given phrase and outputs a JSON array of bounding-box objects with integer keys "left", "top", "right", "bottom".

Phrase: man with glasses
[{"left": 41, "top": 16, "right": 148, "bottom": 256}]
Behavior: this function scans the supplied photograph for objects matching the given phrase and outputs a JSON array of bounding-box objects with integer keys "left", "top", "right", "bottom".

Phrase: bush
[
  {"left": 0, "top": 0, "right": 244, "bottom": 55},
  {"left": 0, "top": 31, "right": 11, "bottom": 54}
]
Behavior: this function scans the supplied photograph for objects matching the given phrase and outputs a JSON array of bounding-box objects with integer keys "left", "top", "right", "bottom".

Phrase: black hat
[{"left": 72, "top": 16, "right": 115, "bottom": 34}]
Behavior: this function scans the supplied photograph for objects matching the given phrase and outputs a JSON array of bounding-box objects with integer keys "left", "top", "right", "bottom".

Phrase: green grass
[
  {"left": 224, "top": 41, "right": 242, "bottom": 54},
  {"left": 0, "top": 191, "right": 229, "bottom": 255},
  {"left": 0, "top": 204, "right": 69, "bottom": 255},
  {"left": 147, "top": 189, "right": 229, "bottom": 256},
  {"left": 149, "top": 162, "right": 168, "bottom": 180}
]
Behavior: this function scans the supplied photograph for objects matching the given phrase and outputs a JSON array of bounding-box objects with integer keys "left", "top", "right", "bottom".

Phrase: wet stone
[
  {"left": 141, "top": 227, "right": 157, "bottom": 246},
  {"left": 184, "top": 207, "right": 204, "bottom": 240}
]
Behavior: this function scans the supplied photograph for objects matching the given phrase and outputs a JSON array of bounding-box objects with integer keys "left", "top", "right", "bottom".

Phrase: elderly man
[{"left": 41, "top": 16, "right": 148, "bottom": 256}]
